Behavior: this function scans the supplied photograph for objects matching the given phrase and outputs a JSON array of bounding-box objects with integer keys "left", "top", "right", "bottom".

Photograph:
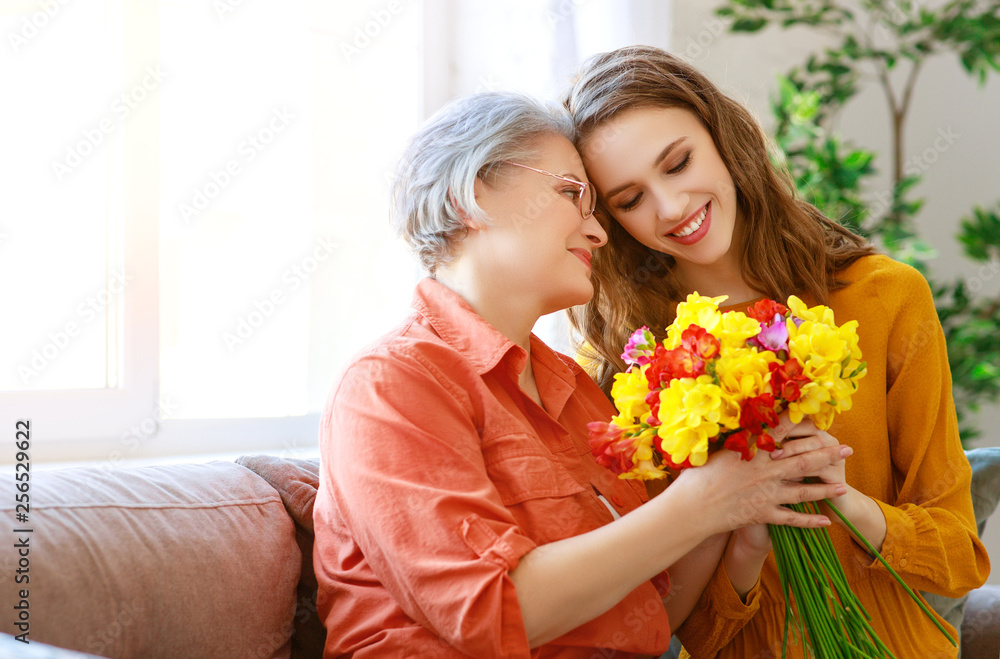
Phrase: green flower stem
[
  {"left": 823, "top": 499, "right": 957, "bottom": 647},
  {"left": 776, "top": 523, "right": 839, "bottom": 656},
  {"left": 772, "top": 505, "right": 900, "bottom": 658},
  {"left": 800, "top": 505, "right": 893, "bottom": 657}
]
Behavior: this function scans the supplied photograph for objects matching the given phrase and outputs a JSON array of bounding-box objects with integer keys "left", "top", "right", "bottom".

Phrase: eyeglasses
[{"left": 507, "top": 162, "right": 597, "bottom": 220}]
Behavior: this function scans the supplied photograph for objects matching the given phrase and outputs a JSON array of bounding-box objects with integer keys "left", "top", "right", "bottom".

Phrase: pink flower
[
  {"left": 749, "top": 313, "right": 789, "bottom": 353},
  {"left": 621, "top": 326, "right": 657, "bottom": 367}
]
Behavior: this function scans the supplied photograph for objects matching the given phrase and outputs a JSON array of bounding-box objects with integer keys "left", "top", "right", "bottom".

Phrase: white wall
[{"left": 670, "top": 3, "right": 1000, "bottom": 585}]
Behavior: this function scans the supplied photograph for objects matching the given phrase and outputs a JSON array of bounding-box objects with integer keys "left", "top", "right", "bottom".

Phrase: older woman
[{"left": 311, "top": 91, "right": 852, "bottom": 658}]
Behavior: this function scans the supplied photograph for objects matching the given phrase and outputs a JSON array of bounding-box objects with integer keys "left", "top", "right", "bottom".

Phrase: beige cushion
[{"left": 0, "top": 461, "right": 299, "bottom": 659}]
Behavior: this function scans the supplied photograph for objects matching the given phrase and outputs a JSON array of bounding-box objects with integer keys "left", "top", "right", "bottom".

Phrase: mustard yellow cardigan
[{"left": 675, "top": 255, "right": 990, "bottom": 658}]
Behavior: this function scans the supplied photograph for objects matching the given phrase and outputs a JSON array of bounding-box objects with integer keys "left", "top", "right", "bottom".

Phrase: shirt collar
[
  {"left": 411, "top": 278, "right": 521, "bottom": 375},
  {"left": 411, "top": 278, "right": 581, "bottom": 395}
]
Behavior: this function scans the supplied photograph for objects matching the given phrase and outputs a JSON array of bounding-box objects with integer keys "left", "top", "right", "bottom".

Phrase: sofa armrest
[{"left": 961, "top": 585, "right": 1000, "bottom": 659}]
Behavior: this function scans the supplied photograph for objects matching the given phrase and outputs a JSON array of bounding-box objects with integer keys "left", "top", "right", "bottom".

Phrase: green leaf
[
  {"left": 732, "top": 17, "right": 769, "bottom": 32},
  {"left": 973, "top": 362, "right": 1000, "bottom": 381}
]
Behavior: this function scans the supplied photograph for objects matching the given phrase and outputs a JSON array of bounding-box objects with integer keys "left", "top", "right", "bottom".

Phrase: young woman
[
  {"left": 565, "top": 45, "right": 989, "bottom": 658},
  {"left": 311, "top": 90, "right": 853, "bottom": 658}
]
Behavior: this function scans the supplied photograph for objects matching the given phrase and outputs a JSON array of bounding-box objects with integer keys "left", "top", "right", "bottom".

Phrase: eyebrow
[{"left": 603, "top": 137, "right": 687, "bottom": 199}]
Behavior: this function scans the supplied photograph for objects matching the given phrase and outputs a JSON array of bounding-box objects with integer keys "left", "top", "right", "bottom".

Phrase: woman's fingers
[
  {"left": 770, "top": 430, "right": 838, "bottom": 459},
  {"left": 781, "top": 480, "right": 847, "bottom": 505},
  {"left": 768, "top": 412, "right": 817, "bottom": 446},
  {"left": 771, "top": 508, "right": 833, "bottom": 529},
  {"left": 776, "top": 444, "right": 851, "bottom": 481}
]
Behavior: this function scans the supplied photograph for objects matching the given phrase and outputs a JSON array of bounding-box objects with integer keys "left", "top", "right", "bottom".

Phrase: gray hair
[{"left": 390, "top": 91, "right": 576, "bottom": 273}]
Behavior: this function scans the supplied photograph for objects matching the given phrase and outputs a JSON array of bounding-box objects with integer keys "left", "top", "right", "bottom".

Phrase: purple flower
[
  {"left": 749, "top": 313, "right": 789, "bottom": 353},
  {"left": 622, "top": 326, "right": 657, "bottom": 367}
]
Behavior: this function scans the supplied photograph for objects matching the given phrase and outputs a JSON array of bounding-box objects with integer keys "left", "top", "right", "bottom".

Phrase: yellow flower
[
  {"left": 788, "top": 321, "right": 849, "bottom": 372},
  {"left": 656, "top": 375, "right": 722, "bottom": 466},
  {"left": 838, "top": 320, "right": 863, "bottom": 361},
  {"left": 717, "top": 311, "right": 761, "bottom": 350},
  {"left": 615, "top": 425, "right": 666, "bottom": 480},
  {"left": 624, "top": 458, "right": 668, "bottom": 480},
  {"left": 715, "top": 348, "right": 778, "bottom": 401},
  {"left": 787, "top": 381, "right": 833, "bottom": 424},
  {"left": 611, "top": 366, "right": 651, "bottom": 422},
  {"left": 786, "top": 296, "right": 836, "bottom": 325},
  {"left": 669, "top": 292, "right": 728, "bottom": 346}
]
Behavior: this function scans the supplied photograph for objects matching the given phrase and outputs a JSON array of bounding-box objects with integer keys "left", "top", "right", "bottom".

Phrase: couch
[
  {"left": 0, "top": 456, "right": 325, "bottom": 659},
  {"left": 0, "top": 452, "right": 997, "bottom": 659}
]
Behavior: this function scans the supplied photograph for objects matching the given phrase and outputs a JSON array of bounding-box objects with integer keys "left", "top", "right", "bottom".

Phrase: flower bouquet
[{"left": 588, "top": 293, "right": 954, "bottom": 658}]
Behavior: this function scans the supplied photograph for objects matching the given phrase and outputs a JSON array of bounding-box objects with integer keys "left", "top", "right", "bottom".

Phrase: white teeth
[{"left": 672, "top": 205, "right": 708, "bottom": 237}]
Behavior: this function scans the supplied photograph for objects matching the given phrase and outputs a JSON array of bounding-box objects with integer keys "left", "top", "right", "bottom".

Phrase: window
[
  {"left": 2, "top": 0, "right": 420, "bottom": 462},
  {"left": 2, "top": 0, "right": 673, "bottom": 464}
]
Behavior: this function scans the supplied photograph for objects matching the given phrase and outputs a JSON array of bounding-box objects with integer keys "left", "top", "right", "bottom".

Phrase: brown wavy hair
[{"left": 564, "top": 45, "right": 876, "bottom": 395}]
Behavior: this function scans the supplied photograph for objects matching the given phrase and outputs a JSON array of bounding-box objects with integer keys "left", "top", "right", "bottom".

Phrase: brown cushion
[
  {"left": 0, "top": 461, "right": 299, "bottom": 659},
  {"left": 236, "top": 455, "right": 324, "bottom": 659}
]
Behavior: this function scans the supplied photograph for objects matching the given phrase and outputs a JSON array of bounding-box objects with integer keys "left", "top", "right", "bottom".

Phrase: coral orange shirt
[{"left": 313, "top": 278, "right": 673, "bottom": 658}]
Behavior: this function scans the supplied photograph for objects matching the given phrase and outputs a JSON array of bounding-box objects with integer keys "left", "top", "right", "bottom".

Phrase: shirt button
[
  {"left": 884, "top": 554, "right": 893, "bottom": 564},
  {"left": 611, "top": 494, "right": 624, "bottom": 507},
  {"left": 899, "top": 558, "right": 907, "bottom": 568}
]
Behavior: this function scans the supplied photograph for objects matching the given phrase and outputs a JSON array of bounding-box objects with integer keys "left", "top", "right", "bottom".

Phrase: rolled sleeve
[
  {"left": 674, "top": 555, "right": 761, "bottom": 657},
  {"left": 460, "top": 513, "right": 537, "bottom": 570}
]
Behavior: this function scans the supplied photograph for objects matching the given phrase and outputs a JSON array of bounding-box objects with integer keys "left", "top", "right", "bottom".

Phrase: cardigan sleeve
[
  {"left": 672, "top": 551, "right": 762, "bottom": 657},
  {"left": 862, "top": 263, "right": 990, "bottom": 596}
]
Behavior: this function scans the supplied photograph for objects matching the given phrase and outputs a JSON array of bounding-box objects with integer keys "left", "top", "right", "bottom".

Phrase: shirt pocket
[{"left": 481, "top": 433, "right": 587, "bottom": 506}]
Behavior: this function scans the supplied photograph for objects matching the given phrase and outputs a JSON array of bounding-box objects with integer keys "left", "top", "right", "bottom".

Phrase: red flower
[
  {"left": 645, "top": 344, "right": 705, "bottom": 388},
  {"left": 747, "top": 299, "right": 789, "bottom": 323},
  {"left": 756, "top": 431, "right": 776, "bottom": 453},
  {"left": 681, "top": 325, "right": 721, "bottom": 360},
  {"left": 740, "top": 394, "right": 779, "bottom": 436},
  {"left": 724, "top": 430, "right": 755, "bottom": 461},
  {"left": 724, "top": 429, "right": 776, "bottom": 461},
  {"left": 588, "top": 422, "right": 632, "bottom": 475},
  {"left": 661, "top": 451, "right": 695, "bottom": 471},
  {"left": 644, "top": 390, "right": 661, "bottom": 425},
  {"left": 770, "top": 358, "right": 811, "bottom": 402}
]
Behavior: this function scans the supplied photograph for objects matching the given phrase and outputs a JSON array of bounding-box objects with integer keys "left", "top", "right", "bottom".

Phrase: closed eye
[
  {"left": 668, "top": 153, "right": 692, "bottom": 175},
  {"left": 617, "top": 192, "right": 642, "bottom": 212},
  {"left": 560, "top": 185, "right": 583, "bottom": 203},
  {"left": 614, "top": 152, "right": 693, "bottom": 213}
]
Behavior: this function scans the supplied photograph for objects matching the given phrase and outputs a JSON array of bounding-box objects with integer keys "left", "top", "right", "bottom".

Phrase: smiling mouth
[
  {"left": 569, "top": 249, "right": 592, "bottom": 269},
  {"left": 670, "top": 203, "right": 708, "bottom": 237}
]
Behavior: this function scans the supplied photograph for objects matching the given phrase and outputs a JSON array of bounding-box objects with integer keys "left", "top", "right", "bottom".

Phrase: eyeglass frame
[{"left": 505, "top": 162, "right": 597, "bottom": 220}]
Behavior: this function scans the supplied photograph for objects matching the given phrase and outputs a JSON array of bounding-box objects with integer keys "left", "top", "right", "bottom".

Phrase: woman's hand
[
  {"left": 769, "top": 415, "right": 848, "bottom": 512},
  {"left": 673, "top": 435, "right": 851, "bottom": 535},
  {"left": 768, "top": 414, "right": 888, "bottom": 551}
]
